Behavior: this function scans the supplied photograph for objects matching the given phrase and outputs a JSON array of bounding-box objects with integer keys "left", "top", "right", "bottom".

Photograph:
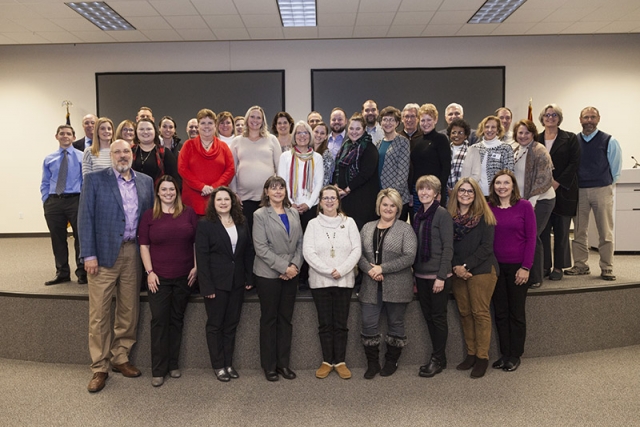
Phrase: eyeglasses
[
  {"left": 381, "top": 117, "right": 396, "bottom": 124},
  {"left": 458, "top": 188, "right": 475, "bottom": 195},
  {"left": 122, "top": 128, "right": 134, "bottom": 132},
  {"left": 295, "top": 131, "right": 310, "bottom": 136},
  {"left": 544, "top": 113, "right": 558, "bottom": 118},
  {"left": 321, "top": 196, "right": 337, "bottom": 202}
]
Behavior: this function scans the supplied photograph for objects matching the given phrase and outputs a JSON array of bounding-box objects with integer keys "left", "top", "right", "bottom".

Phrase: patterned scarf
[
  {"left": 448, "top": 141, "right": 469, "bottom": 191},
  {"left": 336, "top": 132, "right": 372, "bottom": 184},
  {"left": 412, "top": 199, "right": 440, "bottom": 262},
  {"left": 288, "top": 146, "right": 315, "bottom": 201},
  {"left": 452, "top": 210, "right": 481, "bottom": 241}
]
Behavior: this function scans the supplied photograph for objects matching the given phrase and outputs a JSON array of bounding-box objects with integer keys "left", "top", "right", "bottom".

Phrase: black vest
[{"left": 577, "top": 130, "right": 612, "bottom": 188}]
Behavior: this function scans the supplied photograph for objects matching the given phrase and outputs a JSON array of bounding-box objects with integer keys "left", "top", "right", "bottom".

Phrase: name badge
[{"left": 491, "top": 152, "right": 501, "bottom": 160}]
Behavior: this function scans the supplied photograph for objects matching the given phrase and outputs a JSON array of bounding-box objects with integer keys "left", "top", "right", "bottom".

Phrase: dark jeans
[
  {"left": 204, "top": 286, "right": 245, "bottom": 369},
  {"left": 255, "top": 275, "right": 298, "bottom": 371},
  {"left": 541, "top": 212, "right": 572, "bottom": 271},
  {"left": 361, "top": 286, "right": 408, "bottom": 337},
  {"left": 310, "top": 286, "right": 353, "bottom": 364},
  {"left": 530, "top": 197, "right": 555, "bottom": 284},
  {"left": 493, "top": 263, "right": 529, "bottom": 359},
  {"left": 416, "top": 277, "right": 451, "bottom": 363},
  {"left": 147, "top": 275, "right": 191, "bottom": 377},
  {"left": 43, "top": 194, "right": 84, "bottom": 278}
]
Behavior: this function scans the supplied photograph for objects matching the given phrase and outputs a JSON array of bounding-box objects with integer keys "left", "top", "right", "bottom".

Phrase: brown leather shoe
[
  {"left": 88, "top": 372, "right": 108, "bottom": 393},
  {"left": 112, "top": 362, "right": 141, "bottom": 378}
]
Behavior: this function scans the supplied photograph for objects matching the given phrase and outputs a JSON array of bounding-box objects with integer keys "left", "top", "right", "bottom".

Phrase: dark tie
[{"left": 56, "top": 150, "right": 68, "bottom": 195}]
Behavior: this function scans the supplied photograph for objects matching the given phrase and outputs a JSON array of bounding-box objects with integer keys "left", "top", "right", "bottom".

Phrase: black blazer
[
  {"left": 73, "top": 137, "right": 89, "bottom": 152},
  {"left": 537, "top": 128, "right": 580, "bottom": 216},
  {"left": 195, "top": 219, "right": 254, "bottom": 295}
]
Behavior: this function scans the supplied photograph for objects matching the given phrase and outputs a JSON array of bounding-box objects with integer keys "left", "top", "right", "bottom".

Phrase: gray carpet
[{"left": 2, "top": 345, "right": 640, "bottom": 427}]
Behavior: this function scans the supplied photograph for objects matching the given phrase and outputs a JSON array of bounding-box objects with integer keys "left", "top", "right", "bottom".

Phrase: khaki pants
[
  {"left": 572, "top": 185, "right": 614, "bottom": 271},
  {"left": 88, "top": 242, "right": 141, "bottom": 373},
  {"left": 452, "top": 267, "right": 497, "bottom": 360}
]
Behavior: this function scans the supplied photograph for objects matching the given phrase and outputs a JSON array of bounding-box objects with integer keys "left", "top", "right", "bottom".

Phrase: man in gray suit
[{"left": 79, "top": 139, "right": 154, "bottom": 393}]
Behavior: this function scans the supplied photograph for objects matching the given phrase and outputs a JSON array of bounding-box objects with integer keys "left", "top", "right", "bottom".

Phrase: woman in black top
[{"left": 132, "top": 118, "right": 180, "bottom": 187}]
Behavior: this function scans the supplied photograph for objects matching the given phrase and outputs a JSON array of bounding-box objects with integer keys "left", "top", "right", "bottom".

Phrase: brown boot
[
  {"left": 470, "top": 358, "right": 489, "bottom": 378},
  {"left": 456, "top": 354, "right": 476, "bottom": 371}
]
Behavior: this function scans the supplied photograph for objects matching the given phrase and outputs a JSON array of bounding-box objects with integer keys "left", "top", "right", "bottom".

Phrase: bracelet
[
  {"left": 146, "top": 269, "right": 154, "bottom": 275},
  {"left": 520, "top": 267, "right": 529, "bottom": 272}
]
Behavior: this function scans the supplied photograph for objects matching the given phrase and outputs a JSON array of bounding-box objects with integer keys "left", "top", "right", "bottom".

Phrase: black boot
[
  {"left": 379, "top": 335, "right": 407, "bottom": 377},
  {"left": 361, "top": 334, "right": 381, "bottom": 379}
]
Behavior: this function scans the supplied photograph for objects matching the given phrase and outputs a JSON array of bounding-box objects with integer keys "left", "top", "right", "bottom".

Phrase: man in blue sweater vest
[{"left": 565, "top": 107, "right": 622, "bottom": 281}]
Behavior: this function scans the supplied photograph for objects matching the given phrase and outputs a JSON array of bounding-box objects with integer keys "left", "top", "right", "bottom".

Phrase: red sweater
[{"left": 178, "top": 136, "right": 235, "bottom": 215}]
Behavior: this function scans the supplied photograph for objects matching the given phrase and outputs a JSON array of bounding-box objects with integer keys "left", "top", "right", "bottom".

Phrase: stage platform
[{"left": 1, "top": 237, "right": 639, "bottom": 370}]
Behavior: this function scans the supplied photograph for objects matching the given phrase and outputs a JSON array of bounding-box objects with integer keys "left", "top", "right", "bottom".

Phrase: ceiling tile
[
  {"left": 165, "top": 15, "right": 208, "bottom": 29},
  {"left": 595, "top": 21, "right": 640, "bottom": 33},
  {"left": 140, "top": 28, "right": 183, "bottom": 41},
  {"left": 561, "top": 21, "right": 609, "bottom": 33},
  {"left": 36, "top": 31, "right": 84, "bottom": 43},
  {"left": 619, "top": 7, "right": 640, "bottom": 21},
  {"left": 12, "top": 18, "right": 63, "bottom": 32},
  {"left": 69, "top": 31, "right": 117, "bottom": 43},
  {"left": 319, "top": 0, "right": 360, "bottom": 14},
  {"left": 191, "top": 0, "right": 237, "bottom": 15},
  {"left": 317, "top": 13, "right": 356, "bottom": 27},
  {"left": 0, "top": 18, "right": 28, "bottom": 32},
  {"left": 126, "top": 16, "right": 171, "bottom": 30},
  {"left": 107, "top": 1, "right": 159, "bottom": 17},
  {"left": 456, "top": 23, "right": 499, "bottom": 35},
  {"left": 0, "top": 34, "right": 18, "bottom": 45},
  {"left": 148, "top": 0, "right": 199, "bottom": 16},
  {"left": 233, "top": 0, "right": 278, "bottom": 15},
  {"left": 242, "top": 14, "right": 282, "bottom": 28},
  {"left": 318, "top": 26, "right": 354, "bottom": 38},
  {"left": 421, "top": 23, "right": 462, "bottom": 36},
  {"left": 105, "top": 30, "right": 151, "bottom": 42},
  {"left": 356, "top": 12, "right": 395, "bottom": 27},
  {"left": 520, "top": 0, "right": 569, "bottom": 9},
  {"left": 562, "top": 0, "right": 609, "bottom": 8},
  {"left": 25, "top": 3, "right": 78, "bottom": 19},
  {"left": 439, "top": 0, "right": 485, "bottom": 11},
  {"left": 176, "top": 28, "right": 217, "bottom": 40},
  {"left": 353, "top": 25, "right": 390, "bottom": 38},
  {"left": 247, "top": 27, "right": 283, "bottom": 39},
  {"left": 581, "top": 6, "right": 636, "bottom": 22},
  {"left": 398, "top": 0, "right": 442, "bottom": 12},
  {"left": 51, "top": 18, "right": 102, "bottom": 32},
  {"left": 283, "top": 27, "right": 319, "bottom": 39},
  {"left": 357, "top": 0, "right": 402, "bottom": 13},
  {"left": 544, "top": 8, "right": 596, "bottom": 23},
  {"left": 2, "top": 31, "right": 49, "bottom": 43},
  {"left": 430, "top": 10, "right": 473, "bottom": 25},
  {"left": 0, "top": 4, "right": 37, "bottom": 19},
  {"left": 203, "top": 14, "right": 244, "bottom": 29},
  {"left": 526, "top": 21, "right": 573, "bottom": 34},
  {"left": 392, "top": 11, "right": 435, "bottom": 26},
  {"left": 491, "top": 22, "right": 536, "bottom": 35},
  {"left": 386, "top": 25, "right": 426, "bottom": 37},
  {"left": 213, "top": 27, "right": 251, "bottom": 39},
  {"left": 505, "top": 8, "right": 553, "bottom": 23}
]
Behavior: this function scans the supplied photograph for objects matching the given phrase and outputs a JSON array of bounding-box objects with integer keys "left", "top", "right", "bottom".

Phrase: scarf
[
  {"left": 452, "top": 210, "right": 481, "bottom": 241},
  {"left": 335, "top": 132, "right": 372, "bottom": 184},
  {"left": 412, "top": 199, "right": 440, "bottom": 262},
  {"left": 288, "top": 147, "right": 315, "bottom": 201}
]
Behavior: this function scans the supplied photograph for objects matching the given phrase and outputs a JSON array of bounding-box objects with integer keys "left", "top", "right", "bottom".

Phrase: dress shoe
[
  {"left": 456, "top": 354, "right": 476, "bottom": 371},
  {"left": 169, "top": 369, "right": 181, "bottom": 378},
  {"left": 87, "top": 372, "right": 108, "bottom": 393},
  {"left": 265, "top": 370, "right": 279, "bottom": 382},
  {"left": 276, "top": 367, "right": 296, "bottom": 380},
  {"left": 503, "top": 357, "right": 521, "bottom": 372},
  {"left": 419, "top": 358, "right": 443, "bottom": 378},
  {"left": 77, "top": 276, "right": 88, "bottom": 285},
  {"left": 214, "top": 368, "right": 230, "bottom": 382},
  {"left": 492, "top": 357, "right": 506, "bottom": 369},
  {"left": 225, "top": 366, "right": 239, "bottom": 379},
  {"left": 334, "top": 362, "right": 351, "bottom": 379},
  {"left": 549, "top": 269, "right": 563, "bottom": 281},
  {"left": 112, "top": 362, "right": 141, "bottom": 378},
  {"left": 470, "top": 358, "right": 489, "bottom": 379},
  {"left": 316, "top": 362, "right": 333, "bottom": 379},
  {"left": 151, "top": 376, "right": 164, "bottom": 387},
  {"left": 45, "top": 275, "right": 71, "bottom": 286}
]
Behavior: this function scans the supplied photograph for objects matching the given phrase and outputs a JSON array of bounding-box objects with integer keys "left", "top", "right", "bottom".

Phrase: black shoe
[
  {"left": 456, "top": 354, "right": 477, "bottom": 371},
  {"left": 264, "top": 370, "right": 279, "bottom": 382},
  {"left": 503, "top": 357, "right": 521, "bottom": 372},
  {"left": 419, "top": 359, "right": 443, "bottom": 378},
  {"left": 77, "top": 276, "right": 88, "bottom": 284},
  {"left": 549, "top": 269, "right": 563, "bottom": 281},
  {"left": 492, "top": 357, "right": 506, "bottom": 369},
  {"left": 276, "top": 367, "right": 296, "bottom": 380},
  {"left": 214, "top": 368, "right": 230, "bottom": 382},
  {"left": 225, "top": 366, "right": 239, "bottom": 379},
  {"left": 45, "top": 275, "right": 71, "bottom": 286}
]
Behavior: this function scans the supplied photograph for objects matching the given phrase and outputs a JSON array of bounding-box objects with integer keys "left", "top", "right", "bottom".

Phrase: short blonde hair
[
  {"left": 476, "top": 116, "right": 505, "bottom": 140},
  {"left": 375, "top": 188, "right": 403, "bottom": 218},
  {"left": 418, "top": 103, "right": 439, "bottom": 121},
  {"left": 415, "top": 175, "right": 441, "bottom": 195}
]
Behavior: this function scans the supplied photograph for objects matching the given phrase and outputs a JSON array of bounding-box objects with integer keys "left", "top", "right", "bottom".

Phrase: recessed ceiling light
[
  {"left": 277, "top": 0, "right": 317, "bottom": 27},
  {"left": 468, "top": 0, "right": 527, "bottom": 24},
  {"left": 66, "top": 2, "right": 135, "bottom": 31}
]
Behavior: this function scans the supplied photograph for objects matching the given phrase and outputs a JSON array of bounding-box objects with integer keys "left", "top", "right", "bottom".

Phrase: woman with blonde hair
[
  {"left": 447, "top": 177, "right": 498, "bottom": 378},
  {"left": 82, "top": 117, "right": 114, "bottom": 176}
]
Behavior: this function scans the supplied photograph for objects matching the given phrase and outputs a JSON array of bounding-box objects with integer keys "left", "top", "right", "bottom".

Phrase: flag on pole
[
  {"left": 62, "top": 100, "right": 72, "bottom": 125},
  {"left": 527, "top": 98, "right": 533, "bottom": 121}
]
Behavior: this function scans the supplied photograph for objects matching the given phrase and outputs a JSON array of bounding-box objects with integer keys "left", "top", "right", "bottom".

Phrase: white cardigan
[
  {"left": 277, "top": 150, "right": 324, "bottom": 208},
  {"left": 303, "top": 213, "right": 361, "bottom": 289}
]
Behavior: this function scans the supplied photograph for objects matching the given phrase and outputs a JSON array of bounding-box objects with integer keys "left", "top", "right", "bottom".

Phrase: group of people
[{"left": 39, "top": 100, "right": 621, "bottom": 393}]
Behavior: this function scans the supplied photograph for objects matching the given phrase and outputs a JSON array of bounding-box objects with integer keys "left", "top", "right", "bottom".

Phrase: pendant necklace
[{"left": 326, "top": 232, "right": 336, "bottom": 258}]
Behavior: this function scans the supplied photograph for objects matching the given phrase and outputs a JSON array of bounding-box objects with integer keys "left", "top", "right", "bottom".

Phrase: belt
[{"left": 49, "top": 193, "right": 80, "bottom": 198}]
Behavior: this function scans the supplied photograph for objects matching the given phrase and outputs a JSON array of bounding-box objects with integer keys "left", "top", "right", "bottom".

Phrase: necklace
[
  {"left": 139, "top": 146, "right": 154, "bottom": 165},
  {"left": 201, "top": 140, "right": 213, "bottom": 150},
  {"left": 375, "top": 227, "right": 389, "bottom": 258},
  {"left": 325, "top": 232, "right": 336, "bottom": 258}
]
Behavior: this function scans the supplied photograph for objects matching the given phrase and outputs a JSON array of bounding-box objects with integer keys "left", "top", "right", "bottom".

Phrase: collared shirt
[
  {"left": 327, "top": 130, "right": 345, "bottom": 159},
  {"left": 115, "top": 168, "right": 140, "bottom": 241},
  {"left": 366, "top": 124, "right": 384, "bottom": 145},
  {"left": 40, "top": 146, "right": 83, "bottom": 202},
  {"left": 84, "top": 137, "right": 92, "bottom": 149},
  {"left": 580, "top": 130, "right": 623, "bottom": 184}
]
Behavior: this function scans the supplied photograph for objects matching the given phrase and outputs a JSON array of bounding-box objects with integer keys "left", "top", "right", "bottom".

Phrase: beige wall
[{"left": 1, "top": 33, "right": 638, "bottom": 233}]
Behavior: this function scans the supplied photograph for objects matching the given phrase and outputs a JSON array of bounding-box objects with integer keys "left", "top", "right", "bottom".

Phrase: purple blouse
[{"left": 490, "top": 199, "right": 536, "bottom": 269}]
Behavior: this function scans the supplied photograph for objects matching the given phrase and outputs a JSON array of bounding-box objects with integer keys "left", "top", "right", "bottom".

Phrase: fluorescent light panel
[
  {"left": 468, "top": 0, "right": 527, "bottom": 24},
  {"left": 66, "top": 2, "right": 135, "bottom": 31},
  {"left": 277, "top": 0, "right": 317, "bottom": 27}
]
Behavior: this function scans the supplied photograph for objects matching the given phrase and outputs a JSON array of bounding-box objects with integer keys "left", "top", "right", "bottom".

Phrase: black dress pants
[
  {"left": 492, "top": 263, "right": 528, "bottom": 359},
  {"left": 43, "top": 194, "right": 84, "bottom": 278},
  {"left": 416, "top": 277, "right": 451, "bottom": 363},
  {"left": 310, "top": 286, "right": 353, "bottom": 364},
  {"left": 204, "top": 285, "right": 245, "bottom": 369}
]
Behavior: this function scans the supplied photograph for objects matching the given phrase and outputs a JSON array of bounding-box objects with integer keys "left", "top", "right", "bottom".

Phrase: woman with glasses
[
  {"left": 448, "top": 178, "right": 498, "bottom": 378},
  {"left": 252, "top": 176, "right": 303, "bottom": 382},
  {"left": 535, "top": 104, "right": 580, "bottom": 281},
  {"left": 303, "top": 185, "right": 361, "bottom": 379},
  {"left": 115, "top": 119, "right": 136, "bottom": 147},
  {"left": 447, "top": 118, "right": 471, "bottom": 197}
]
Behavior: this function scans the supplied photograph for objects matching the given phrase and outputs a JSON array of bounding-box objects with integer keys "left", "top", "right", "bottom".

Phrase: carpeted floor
[{"left": 1, "top": 345, "right": 639, "bottom": 427}]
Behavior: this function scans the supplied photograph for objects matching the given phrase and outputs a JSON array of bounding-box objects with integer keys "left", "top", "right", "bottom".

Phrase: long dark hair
[
  {"left": 152, "top": 175, "right": 184, "bottom": 220},
  {"left": 205, "top": 186, "right": 245, "bottom": 225}
]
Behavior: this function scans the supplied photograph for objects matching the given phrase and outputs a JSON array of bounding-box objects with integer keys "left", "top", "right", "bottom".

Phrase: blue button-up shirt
[{"left": 40, "top": 146, "right": 83, "bottom": 202}]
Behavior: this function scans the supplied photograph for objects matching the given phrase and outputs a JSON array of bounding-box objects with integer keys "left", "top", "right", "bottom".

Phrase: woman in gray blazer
[
  {"left": 252, "top": 176, "right": 303, "bottom": 382},
  {"left": 359, "top": 188, "right": 417, "bottom": 379}
]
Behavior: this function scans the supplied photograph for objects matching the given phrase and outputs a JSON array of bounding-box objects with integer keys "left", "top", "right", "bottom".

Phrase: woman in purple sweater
[
  {"left": 488, "top": 170, "right": 536, "bottom": 372},
  {"left": 139, "top": 175, "right": 198, "bottom": 387}
]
